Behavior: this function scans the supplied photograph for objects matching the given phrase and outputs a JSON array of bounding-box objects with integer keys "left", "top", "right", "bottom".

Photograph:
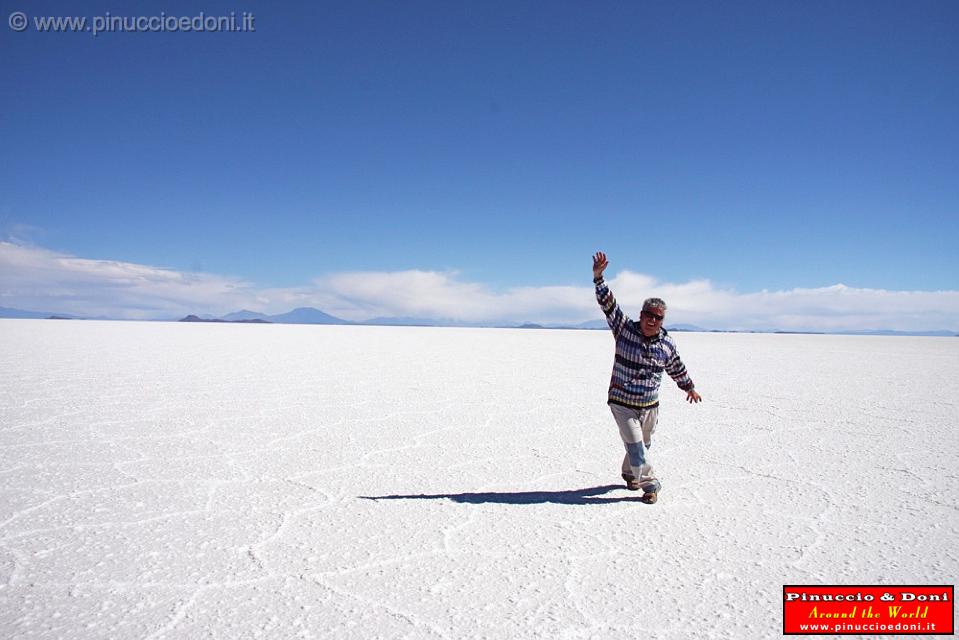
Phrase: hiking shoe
[
  {"left": 640, "top": 480, "right": 661, "bottom": 504},
  {"left": 622, "top": 473, "right": 641, "bottom": 491}
]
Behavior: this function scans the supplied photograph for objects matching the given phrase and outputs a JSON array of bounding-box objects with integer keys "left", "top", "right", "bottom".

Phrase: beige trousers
[{"left": 609, "top": 403, "right": 660, "bottom": 491}]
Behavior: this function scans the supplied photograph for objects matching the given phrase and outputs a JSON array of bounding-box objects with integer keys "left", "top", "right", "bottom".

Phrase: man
[{"left": 592, "top": 251, "right": 702, "bottom": 504}]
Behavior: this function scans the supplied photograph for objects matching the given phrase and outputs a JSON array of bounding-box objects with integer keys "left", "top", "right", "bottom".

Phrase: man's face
[{"left": 640, "top": 306, "right": 665, "bottom": 337}]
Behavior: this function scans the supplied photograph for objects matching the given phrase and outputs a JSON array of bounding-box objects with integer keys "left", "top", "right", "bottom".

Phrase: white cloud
[
  {"left": 313, "top": 271, "right": 593, "bottom": 324},
  {"left": 1, "top": 242, "right": 957, "bottom": 331},
  {"left": 605, "top": 275, "right": 959, "bottom": 331},
  {"left": 0, "top": 242, "right": 258, "bottom": 319}
]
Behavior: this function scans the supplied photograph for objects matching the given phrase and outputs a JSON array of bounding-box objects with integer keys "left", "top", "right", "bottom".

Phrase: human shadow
[{"left": 360, "top": 484, "right": 643, "bottom": 506}]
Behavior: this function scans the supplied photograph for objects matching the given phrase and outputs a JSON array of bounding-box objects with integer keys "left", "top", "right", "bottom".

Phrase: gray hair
[{"left": 642, "top": 297, "right": 667, "bottom": 312}]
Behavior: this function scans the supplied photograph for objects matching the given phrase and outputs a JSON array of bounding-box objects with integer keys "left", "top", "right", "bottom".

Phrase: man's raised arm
[{"left": 593, "top": 251, "right": 627, "bottom": 336}]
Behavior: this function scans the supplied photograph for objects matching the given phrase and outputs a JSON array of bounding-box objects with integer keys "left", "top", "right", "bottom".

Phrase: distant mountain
[
  {"left": 209, "top": 307, "right": 351, "bottom": 325},
  {"left": 0, "top": 306, "right": 49, "bottom": 319},
  {"left": 666, "top": 324, "right": 708, "bottom": 332},
  {"left": 179, "top": 315, "right": 271, "bottom": 324},
  {"left": 570, "top": 319, "right": 608, "bottom": 330},
  {"left": 181, "top": 315, "right": 223, "bottom": 323},
  {"left": 221, "top": 309, "right": 271, "bottom": 322},
  {"left": 267, "top": 307, "right": 351, "bottom": 324},
  {"left": 0, "top": 306, "right": 82, "bottom": 319}
]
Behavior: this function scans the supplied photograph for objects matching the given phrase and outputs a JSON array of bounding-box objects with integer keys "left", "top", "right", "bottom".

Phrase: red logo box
[{"left": 783, "top": 585, "right": 954, "bottom": 635}]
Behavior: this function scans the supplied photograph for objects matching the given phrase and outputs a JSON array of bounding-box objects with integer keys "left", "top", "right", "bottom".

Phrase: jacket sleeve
[
  {"left": 665, "top": 345, "right": 695, "bottom": 391},
  {"left": 595, "top": 277, "right": 627, "bottom": 337}
]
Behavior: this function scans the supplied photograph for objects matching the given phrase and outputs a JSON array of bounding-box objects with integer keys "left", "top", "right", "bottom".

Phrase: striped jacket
[{"left": 595, "top": 277, "right": 695, "bottom": 409}]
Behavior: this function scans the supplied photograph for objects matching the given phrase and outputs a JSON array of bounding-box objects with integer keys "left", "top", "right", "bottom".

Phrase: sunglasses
[{"left": 641, "top": 310, "right": 665, "bottom": 322}]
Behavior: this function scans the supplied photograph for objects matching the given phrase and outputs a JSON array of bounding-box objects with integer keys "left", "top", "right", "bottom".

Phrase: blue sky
[{"left": 1, "top": 0, "right": 957, "bottom": 329}]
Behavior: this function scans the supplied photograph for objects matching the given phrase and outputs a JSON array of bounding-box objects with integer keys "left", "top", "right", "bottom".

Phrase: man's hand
[
  {"left": 592, "top": 252, "right": 608, "bottom": 279},
  {"left": 686, "top": 389, "right": 702, "bottom": 404}
]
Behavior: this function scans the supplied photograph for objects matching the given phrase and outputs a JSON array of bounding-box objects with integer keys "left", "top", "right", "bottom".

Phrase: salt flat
[{"left": 1, "top": 319, "right": 956, "bottom": 639}]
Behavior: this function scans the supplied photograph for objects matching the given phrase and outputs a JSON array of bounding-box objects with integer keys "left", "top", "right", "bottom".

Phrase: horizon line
[{"left": 1, "top": 307, "right": 956, "bottom": 337}]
